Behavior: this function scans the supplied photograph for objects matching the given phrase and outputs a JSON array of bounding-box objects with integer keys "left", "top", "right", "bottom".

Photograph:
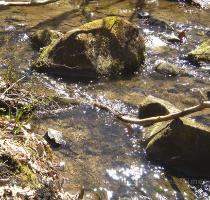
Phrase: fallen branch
[
  {"left": 93, "top": 101, "right": 210, "bottom": 126},
  {"left": 0, "top": 0, "right": 59, "bottom": 6},
  {"left": 50, "top": 96, "right": 210, "bottom": 126}
]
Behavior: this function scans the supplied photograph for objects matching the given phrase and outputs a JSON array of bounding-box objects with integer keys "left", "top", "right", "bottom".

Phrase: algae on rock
[{"left": 188, "top": 39, "right": 210, "bottom": 63}]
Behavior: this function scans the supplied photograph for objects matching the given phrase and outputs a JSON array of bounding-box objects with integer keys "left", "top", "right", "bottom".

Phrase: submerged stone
[
  {"left": 154, "top": 61, "right": 186, "bottom": 76},
  {"left": 188, "top": 39, "right": 210, "bottom": 63},
  {"left": 32, "top": 16, "right": 145, "bottom": 79},
  {"left": 140, "top": 96, "right": 210, "bottom": 176}
]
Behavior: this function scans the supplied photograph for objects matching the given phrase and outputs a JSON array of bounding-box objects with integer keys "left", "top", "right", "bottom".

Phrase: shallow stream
[{"left": 0, "top": 0, "right": 210, "bottom": 199}]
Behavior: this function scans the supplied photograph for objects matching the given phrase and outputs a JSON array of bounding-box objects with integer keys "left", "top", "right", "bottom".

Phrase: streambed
[{"left": 0, "top": 0, "right": 210, "bottom": 199}]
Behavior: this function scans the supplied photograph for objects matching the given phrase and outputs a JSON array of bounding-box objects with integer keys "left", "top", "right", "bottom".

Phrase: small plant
[
  {"left": 13, "top": 104, "right": 34, "bottom": 134},
  {"left": 2, "top": 66, "right": 19, "bottom": 85}
]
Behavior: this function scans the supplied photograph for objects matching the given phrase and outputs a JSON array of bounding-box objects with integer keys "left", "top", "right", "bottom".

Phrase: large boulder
[
  {"left": 140, "top": 96, "right": 210, "bottom": 176},
  {"left": 188, "top": 39, "right": 210, "bottom": 63},
  {"left": 32, "top": 16, "right": 145, "bottom": 79}
]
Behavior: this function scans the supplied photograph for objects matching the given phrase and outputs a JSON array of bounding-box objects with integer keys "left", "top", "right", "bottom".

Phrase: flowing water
[{"left": 0, "top": 0, "right": 210, "bottom": 199}]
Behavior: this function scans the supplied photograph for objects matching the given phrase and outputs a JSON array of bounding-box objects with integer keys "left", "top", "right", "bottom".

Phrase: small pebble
[{"left": 137, "top": 11, "right": 150, "bottom": 19}]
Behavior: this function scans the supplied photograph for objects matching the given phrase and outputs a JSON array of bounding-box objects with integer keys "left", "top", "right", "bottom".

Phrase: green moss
[
  {"left": 79, "top": 16, "right": 119, "bottom": 32},
  {"left": 18, "top": 162, "right": 40, "bottom": 189},
  {"left": 189, "top": 39, "right": 210, "bottom": 62}
]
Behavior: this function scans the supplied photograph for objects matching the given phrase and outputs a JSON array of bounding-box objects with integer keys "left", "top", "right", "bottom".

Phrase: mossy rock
[
  {"left": 32, "top": 16, "right": 145, "bottom": 79},
  {"left": 140, "top": 96, "right": 210, "bottom": 176},
  {"left": 188, "top": 39, "right": 210, "bottom": 63},
  {"left": 145, "top": 118, "right": 210, "bottom": 177},
  {"left": 138, "top": 95, "right": 180, "bottom": 119},
  {"left": 30, "top": 29, "right": 63, "bottom": 50},
  {"left": 154, "top": 62, "right": 186, "bottom": 76}
]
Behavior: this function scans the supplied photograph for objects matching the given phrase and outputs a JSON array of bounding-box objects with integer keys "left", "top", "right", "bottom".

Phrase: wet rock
[
  {"left": 145, "top": 118, "right": 210, "bottom": 177},
  {"left": 163, "top": 33, "right": 181, "bottom": 43},
  {"left": 138, "top": 95, "right": 180, "bottom": 119},
  {"left": 137, "top": 11, "right": 150, "bottom": 19},
  {"left": 44, "top": 128, "right": 66, "bottom": 148},
  {"left": 30, "top": 29, "right": 63, "bottom": 50},
  {"left": 82, "top": 191, "right": 101, "bottom": 200},
  {"left": 146, "top": 17, "right": 174, "bottom": 33},
  {"left": 154, "top": 61, "right": 187, "bottom": 76},
  {"left": 140, "top": 96, "right": 210, "bottom": 176},
  {"left": 33, "top": 16, "right": 145, "bottom": 79},
  {"left": 145, "top": 35, "right": 170, "bottom": 54},
  {"left": 188, "top": 39, "right": 210, "bottom": 63},
  {"left": 190, "top": 0, "right": 210, "bottom": 8},
  {"left": 170, "top": 0, "right": 210, "bottom": 8}
]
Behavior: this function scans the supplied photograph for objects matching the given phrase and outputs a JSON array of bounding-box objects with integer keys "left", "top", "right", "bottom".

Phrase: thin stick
[
  {"left": 1, "top": 76, "right": 26, "bottom": 99},
  {"left": 93, "top": 101, "right": 210, "bottom": 126},
  {"left": 0, "top": 0, "right": 59, "bottom": 6},
  {"left": 51, "top": 97, "right": 210, "bottom": 126}
]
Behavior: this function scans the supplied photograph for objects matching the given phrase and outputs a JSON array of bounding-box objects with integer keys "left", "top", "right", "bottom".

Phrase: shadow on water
[{"left": 29, "top": 9, "right": 81, "bottom": 31}]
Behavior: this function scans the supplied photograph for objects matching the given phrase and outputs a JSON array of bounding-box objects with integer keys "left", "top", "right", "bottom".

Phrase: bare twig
[
  {"left": 47, "top": 97, "right": 210, "bottom": 126},
  {"left": 0, "top": 0, "right": 59, "bottom": 6},
  {"left": 93, "top": 101, "right": 210, "bottom": 126},
  {"left": 0, "top": 76, "right": 26, "bottom": 99}
]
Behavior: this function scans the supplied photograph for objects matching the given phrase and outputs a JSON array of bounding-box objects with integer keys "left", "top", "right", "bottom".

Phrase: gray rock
[
  {"left": 154, "top": 61, "right": 186, "bottom": 76},
  {"left": 44, "top": 128, "right": 66, "bottom": 148}
]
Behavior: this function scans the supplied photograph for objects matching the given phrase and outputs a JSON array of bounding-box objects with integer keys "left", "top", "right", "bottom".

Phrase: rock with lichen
[
  {"left": 188, "top": 39, "right": 210, "bottom": 63},
  {"left": 32, "top": 16, "right": 145, "bottom": 79}
]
